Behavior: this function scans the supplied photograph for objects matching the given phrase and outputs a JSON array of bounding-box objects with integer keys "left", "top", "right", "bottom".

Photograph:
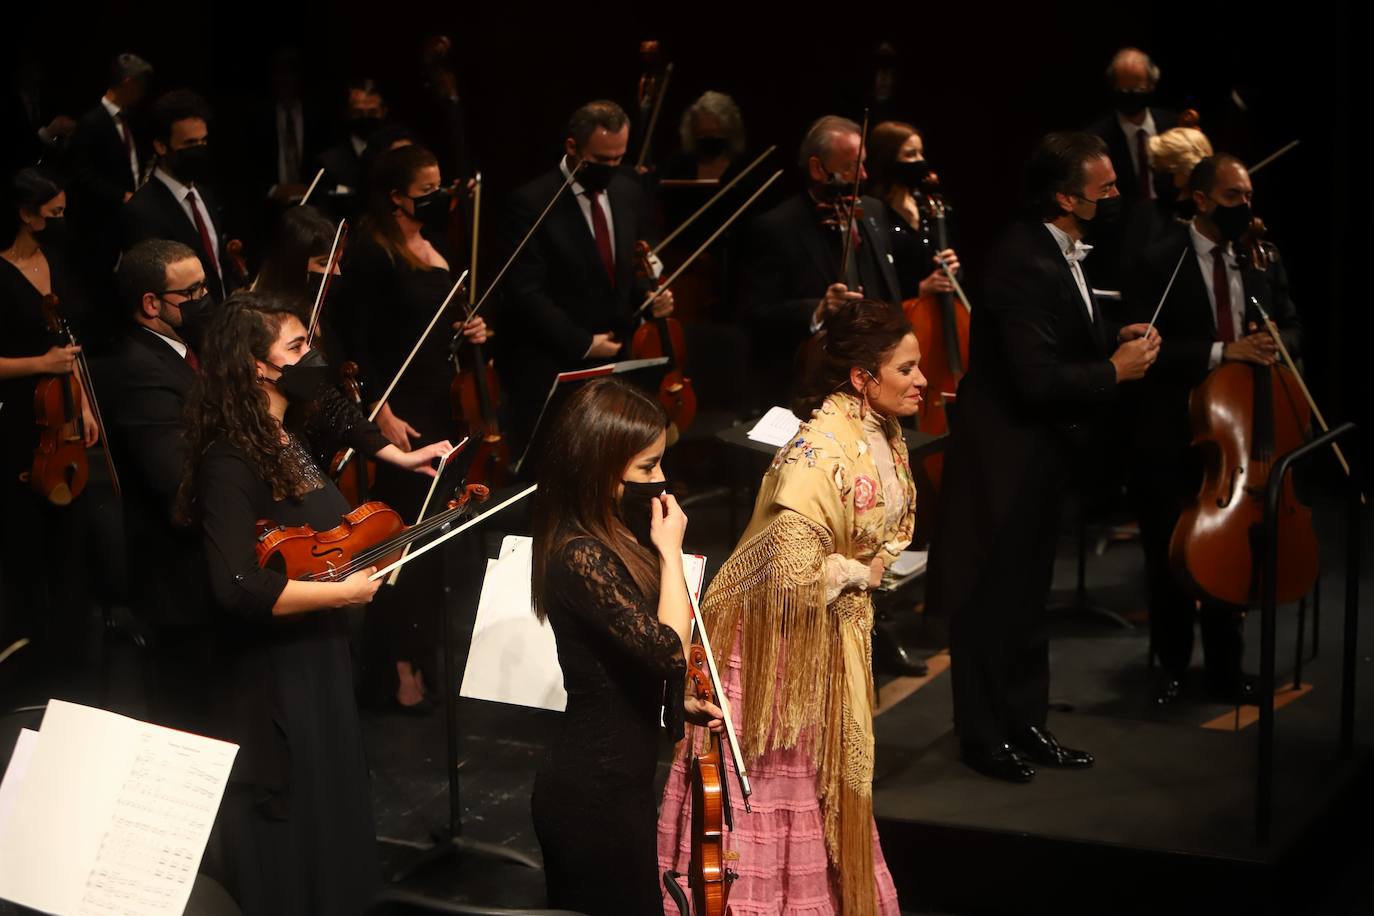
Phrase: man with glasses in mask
[
  {"left": 95, "top": 239, "right": 215, "bottom": 734},
  {"left": 497, "top": 99, "right": 671, "bottom": 454},
  {"left": 927, "top": 132, "right": 1161, "bottom": 783},
  {"left": 122, "top": 90, "right": 239, "bottom": 302},
  {"left": 1124, "top": 153, "right": 1302, "bottom": 708}
]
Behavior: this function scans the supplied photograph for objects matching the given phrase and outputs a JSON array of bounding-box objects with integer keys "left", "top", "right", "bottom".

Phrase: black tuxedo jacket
[
  {"left": 1087, "top": 107, "right": 1179, "bottom": 205},
  {"left": 251, "top": 103, "right": 324, "bottom": 195},
  {"left": 1125, "top": 221, "right": 1303, "bottom": 456},
  {"left": 70, "top": 104, "right": 137, "bottom": 211},
  {"left": 927, "top": 220, "right": 1120, "bottom": 619},
  {"left": 94, "top": 328, "right": 209, "bottom": 628},
  {"left": 1086, "top": 107, "right": 1179, "bottom": 292},
  {"left": 121, "top": 177, "right": 240, "bottom": 301},
  {"left": 495, "top": 165, "right": 658, "bottom": 442}
]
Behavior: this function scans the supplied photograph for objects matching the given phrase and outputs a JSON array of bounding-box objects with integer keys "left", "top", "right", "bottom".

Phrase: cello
[
  {"left": 631, "top": 240, "right": 697, "bottom": 439},
  {"left": 1168, "top": 220, "right": 1319, "bottom": 607},
  {"left": 901, "top": 170, "right": 969, "bottom": 490}
]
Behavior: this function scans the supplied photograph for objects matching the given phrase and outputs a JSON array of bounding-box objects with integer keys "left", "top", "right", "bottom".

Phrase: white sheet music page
[
  {"left": 0, "top": 700, "right": 237, "bottom": 916},
  {"left": 746, "top": 406, "right": 803, "bottom": 447}
]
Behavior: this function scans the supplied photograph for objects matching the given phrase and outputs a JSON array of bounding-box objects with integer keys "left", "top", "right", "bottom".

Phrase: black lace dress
[{"left": 531, "top": 536, "right": 686, "bottom": 916}]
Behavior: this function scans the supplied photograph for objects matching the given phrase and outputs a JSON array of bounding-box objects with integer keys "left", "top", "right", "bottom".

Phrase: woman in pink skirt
[{"left": 658, "top": 300, "right": 924, "bottom": 915}]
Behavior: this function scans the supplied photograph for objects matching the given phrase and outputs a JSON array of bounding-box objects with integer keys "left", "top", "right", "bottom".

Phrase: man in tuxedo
[
  {"left": 1125, "top": 153, "right": 1302, "bottom": 707},
  {"left": 68, "top": 53, "right": 153, "bottom": 280},
  {"left": 260, "top": 48, "right": 321, "bottom": 206},
  {"left": 927, "top": 132, "right": 1160, "bottom": 783},
  {"left": 496, "top": 99, "right": 672, "bottom": 453},
  {"left": 1086, "top": 48, "right": 1178, "bottom": 292},
  {"left": 738, "top": 115, "right": 901, "bottom": 400},
  {"left": 315, "top": 78, "right": 388, "bottom": 219},
  {"left": 121, "top": 90, "right": 240, "bottom": 302},
  {"left": 96, "top": 239, "right": 214, "bottom": 733}
]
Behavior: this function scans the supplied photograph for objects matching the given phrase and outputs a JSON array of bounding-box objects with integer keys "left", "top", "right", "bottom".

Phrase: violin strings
[{"left": 318, "top": 499, "right": 475, "bottom": 580}]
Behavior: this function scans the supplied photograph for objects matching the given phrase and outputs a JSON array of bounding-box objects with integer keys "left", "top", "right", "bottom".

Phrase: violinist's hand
[
  {"left": 868, "top": 556, "right": 886, "bottom": 590},
  {"left": 35, "top": 344, "right": 81, "bottom": 375},
  {"left": 587, "top": 333, "right": 623, "bottom": 360},
  {"left": 813, "top": 283, "right": 863, "bottom": 328},
  {"left": 684, "top": 696, "right": 725, "bottom": 735},
  {"left": 81, "top": 400, "right": 100, "bottom": 448},
  {"left": 453, "top": 316, "right": 488, "bottom": 345},
  {"left": 382, "top": 440, "right": 454, "bottom": 476},
  {"left": 648, "top": 493, "right": 687, "bottom": 559},
  {"left": 339, "top": 568, "right": 381, "bottom": 606},
  {"left": 1110, "top": 334, "right": 1160, "bottom": 382},
  {"left": 1224, "top": 329, "right": 1279, "bottom": 366},
  {"left": 649, "top": 289, "right": 675, "bottom": 319},
  {"left": 376, "top": 403, "right": 420, "bottom": 451},
  {"left": 1117, "top": 322, "right": 1160, "bottom": 344}
]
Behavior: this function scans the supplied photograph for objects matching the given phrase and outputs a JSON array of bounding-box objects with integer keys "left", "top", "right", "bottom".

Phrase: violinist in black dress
[
  {"left": 176, "top": 294, "right": 383, "bottom": 915},
  {"left": 528, "top": 378, "right": 720, "bottom": 916}
]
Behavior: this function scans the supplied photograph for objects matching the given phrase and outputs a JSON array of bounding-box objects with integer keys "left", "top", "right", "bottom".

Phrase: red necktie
[
  {"left": 1137, "top": 129, "right": 1152, "bottom": 198},
  {"left": 184, "top": 347, "right": 200, "bottom": 373},
  {"left": 185, "top": 190, "right": 221, "bottom": 291},
  {"left": 1212, "top": 246, "right": 1235, "bottom": 342},
  {"left": 587, "top": 191, "right": 616, "bottom": 287}
]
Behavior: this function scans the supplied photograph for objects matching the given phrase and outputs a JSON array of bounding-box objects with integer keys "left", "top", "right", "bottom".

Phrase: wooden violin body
[
  {"left": 257, "top": 501, "right": 406, "bottom": 581},
  {"left": 685, "top": 644, "right": 733, "bottom": 916},
  {"left": 631, "top": 240, "right": 697, "bottom": 436},
  {"left": 451, "top": 342, "right": 510, "bottom": 488},
  {"left": 29, "top": 295, "right": 88, "bottom": 506},
  {"left": 1170, "top": 361, "right": 1318, "bottom": 607},
  {"left": 332, "top": 361, "right": 376, "bottom": 505}
]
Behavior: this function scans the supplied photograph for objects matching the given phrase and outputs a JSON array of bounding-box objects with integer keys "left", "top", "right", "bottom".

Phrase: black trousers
[{"left": 1129, "top": 453, "right": 1243, "bottom": 683}]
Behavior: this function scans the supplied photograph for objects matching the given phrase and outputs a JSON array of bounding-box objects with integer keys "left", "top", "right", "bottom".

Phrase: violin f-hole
[{"left": 310, "top": 544, "right": 345, "bottom": 560}]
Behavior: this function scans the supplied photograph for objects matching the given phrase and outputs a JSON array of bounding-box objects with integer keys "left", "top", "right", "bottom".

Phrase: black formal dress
[
  {"left": 121, "top": 172, "right": 241, "bottom": 301},
  {"left": 0, "top": 250, "right": 93, "bottom": 667},
  {"left": 495, "top": 163, "right": 659, "bottom": 454},
  {"left": 198, "top": 436, "right": 378, "bottom": 916},
  {"left": 531, "top": 536, "right": 684, "bottom": 916},
  {"left": 338, "top": 235, "right": 459, "bottom": 689},
  {"left": 926, "top": 220, "right": 1119, "bottom": 751},
  {"left": 1124, "top": 222, "right": 1303, "bottom": 687},
  {"left": 737, "top": 191, "right": 901, "bottom": 402}
]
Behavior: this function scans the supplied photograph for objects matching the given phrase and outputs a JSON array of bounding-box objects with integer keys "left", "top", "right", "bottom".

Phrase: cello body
[{"left": 1169, "top": 361, "right": 1318, "bottom": 607}]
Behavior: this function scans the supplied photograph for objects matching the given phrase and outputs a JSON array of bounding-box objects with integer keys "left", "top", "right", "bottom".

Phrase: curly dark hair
[
  {"left": 174, "top": 292, "right": 317, "bottom": 524},
  {"left": 792, "top": 299, "right": 914, "bottom": 417}
]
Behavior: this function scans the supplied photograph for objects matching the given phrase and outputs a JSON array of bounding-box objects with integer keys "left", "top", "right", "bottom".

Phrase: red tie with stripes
[
  {"left": 588, "top": 191, "right": 616, "bottom": 287},
  {"left": 185, "top": 190, "right": 221, "bottom": 292}
]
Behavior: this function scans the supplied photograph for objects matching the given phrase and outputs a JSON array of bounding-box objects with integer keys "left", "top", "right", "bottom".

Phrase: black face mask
[
  {"left": 695, "top": 136, "right": 728, "bottom": 159},
  {"left": 577, "top": 161, "right": 616, "bottom": 193},
  {"left": 890, "top": 159, "right": 932, "bottom": 189},
  {"left": 268, "top": 348, "right": 331, "bottom": 403},
  {"left": 176, "top": 293, "right": 215, "bottom": 352},
  {"left": 347, "top": 116, "right": 383, "bottom": 140},
  {"left": 408, "top": 188, "right": 451, "bottom": 233},
  {"left": 167, "top": 145, "right": 213, "bottom": 185},
  {"left": 1077, "top": 192, "right": 1123, "bottom": 227},
  {"left": 619, "top": 479, "right": 669, "bottom": 550},
  {"left": 33, "top": 216, "right": 67, "bottom": 247},
  {"left": 1207, "top": 200, "right": 1252, "bottom": 242},
  {"left": 1113, "top": 89, "right": 1152, "bottom": 117}
]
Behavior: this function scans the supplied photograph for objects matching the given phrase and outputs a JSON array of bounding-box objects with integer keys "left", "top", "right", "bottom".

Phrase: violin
[
  {"left": 225, "top": 238, "right": 251, "bottom": 289},
  {"left": 29, "top": 295, "right": 89, "bottom": 506},
  {"left": 901, "top": 170, "right": 970, "bottom": 491},
  {"left": 331, "top": 361, "right": 376, "bottom": 505},
  {"left": 256, "top": 483, "right": 489, "bottom": 582},
  {"left": 1169, "top": 219, "right": 1319, "bottom": 607},
  {"left": 631, "top": 240, "right": 697, "bottom": 437}
]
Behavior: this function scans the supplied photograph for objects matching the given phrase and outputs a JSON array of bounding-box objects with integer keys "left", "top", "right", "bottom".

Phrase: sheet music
[
  {"left": 746, "top": 405, "right": 803, "bottom": 447},
  {"left": 0, "top": 700, "right": 237, "bottom": 916}
]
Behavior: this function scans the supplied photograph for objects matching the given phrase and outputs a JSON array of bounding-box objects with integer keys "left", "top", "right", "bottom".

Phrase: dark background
[{"left": 7, "top": 2, "right": 1363, "bottom": 445}]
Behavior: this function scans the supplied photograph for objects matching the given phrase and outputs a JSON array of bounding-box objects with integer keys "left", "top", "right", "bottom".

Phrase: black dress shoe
[
  {"left": 1206, "top": 672, "right": 1259, "bottom": 705},
  {"left": 1154, "top": 674, "right": 1186, "bottom": 706},
  {"left": 1010, "top": 725, "right": 1094, "bottom": 769},
  {"left": 961, "top": 742, "right": 1035, "bottom": 783}
]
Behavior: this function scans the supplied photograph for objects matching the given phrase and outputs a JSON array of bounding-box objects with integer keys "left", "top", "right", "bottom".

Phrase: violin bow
[
  {"left": 73, "top": 346, "right": 121, "bottom": 501},
  {"left": 681, "top": 565, "right": 752, "bottom": 811},
  {"left": 306, "top": 219, "right": 348, "bottom": 345},
  {"left": 1145, "top": 246, "right": 1190, "bottom": 338},
  {"left": 836, "top": 109, "right": 870, "bottom": 285},
  {"left": 1249, "top": 140, "right": 1300, "bottom": 176},
  {"left": 298, "top": 167, "right": 326, "bottom": 207},
  {"left": 333, "top": 269, "right": 469, "bottom": 472},
  {"left": 650, "top": 145, "right": 776, "bottom": 257},
  {"left": 385, "top": 437, "right": 470, "bottom": 586},
  {"left": 635, "top": 169, "right": 784, "bottom": 319},
  {"left": 369, "top": 483, "right": 538, "bottom": 581},
  {"left": 462, "top": 161, "right": 582, "bottom": 326},
  {"left": 1249, "top": 295, "right": 1365, "bottom": 503},
  {"left": 469, "top": 172, "right": 481, "bottom": 315}
]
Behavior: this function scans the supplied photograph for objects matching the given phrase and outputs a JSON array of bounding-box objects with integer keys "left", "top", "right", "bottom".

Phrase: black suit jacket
[
  {"left": 1124, "top": 221, "right": 1303, "bottom": 456},
  {"left": 121, "top": 176, "right": 240, "bottom": 301},
  {"left": 69, "top": 103, "right": 138, "bottom": 272},
  {"left": 495, "top": 165, "right": 658, "bottom": 442},
  {"left": 95, "top": 328, "right": 210, "bottom": 628},
  {"left": 1086, "top": 107, "right": 1178, "bottom": 292},
  {"left": 1087, "top": 107, "right": 1178, "bottom": 205},
  {"left": 927, "top": 220, "right": 1119, "bottom": 618}
]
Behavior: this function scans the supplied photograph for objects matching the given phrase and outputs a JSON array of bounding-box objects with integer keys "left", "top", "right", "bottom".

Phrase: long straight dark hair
[{"left": 530, "top": 379, "right": 668, "bottom": 621}]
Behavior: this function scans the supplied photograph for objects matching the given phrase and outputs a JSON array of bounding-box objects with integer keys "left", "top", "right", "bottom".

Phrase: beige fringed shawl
[{"left": 702, "top": 392, "right": 914, "bottom": 914}]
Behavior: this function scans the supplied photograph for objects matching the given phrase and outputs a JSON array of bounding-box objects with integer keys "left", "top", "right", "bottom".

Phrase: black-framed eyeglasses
[{"left": 159, "top": 281, "right": 209, "bottom": 300}]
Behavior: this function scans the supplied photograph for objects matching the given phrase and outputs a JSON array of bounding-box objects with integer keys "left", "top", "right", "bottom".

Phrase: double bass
[{"left": 1168, "top": 220, "right": 1319, "bottom": 607}]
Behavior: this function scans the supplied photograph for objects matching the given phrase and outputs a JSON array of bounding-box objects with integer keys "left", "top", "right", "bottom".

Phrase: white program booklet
[
  {"left": 746, "top": 406, "right": 803, "bottom": 448},
  {"left": 461, "top": 536, "right": 706, "bottom": 713},
  {"left": 0, "top": 700, "right": 237, "bottom": 916}
]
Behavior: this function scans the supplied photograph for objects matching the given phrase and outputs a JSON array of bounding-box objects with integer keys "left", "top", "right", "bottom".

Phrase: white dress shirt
[
  {"left": 1189, "top": 221, "right": 1245, "bottom": 368},
  {"left": 101, "top": 95, "right": 140, "bottom": 187},
  {"left": 1116, "top": 108, "right": 1158, "bottom": 191},
  {"left": 275, "top": 102, "right": 305, "bottom": 186},
  {"left": 1045, "top": 222, "right": 1095, "bottom": 320},
  {"left": 154, "top": 167, "right": 220, "bottom": 268},
  {"left": 559, "top": 156, "right": 616, "bottom": 252},
  {"left": 142, "top": 326, "right": 188, "bottom": 359}
]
